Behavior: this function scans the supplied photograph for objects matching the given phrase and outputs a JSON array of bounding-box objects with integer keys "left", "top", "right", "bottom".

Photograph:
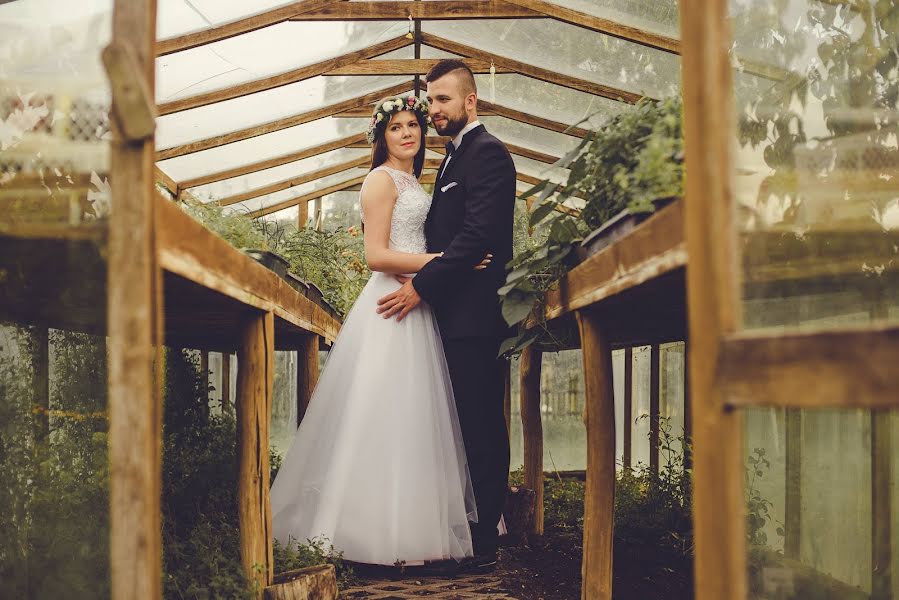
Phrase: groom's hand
[{"left": 377, "top": 279, "right": 421, "bottom": 322}]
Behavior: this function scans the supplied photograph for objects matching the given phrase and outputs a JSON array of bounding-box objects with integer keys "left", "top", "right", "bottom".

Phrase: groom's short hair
[{"left": 426, "top": 59, "right": 477, "bottom": 95}]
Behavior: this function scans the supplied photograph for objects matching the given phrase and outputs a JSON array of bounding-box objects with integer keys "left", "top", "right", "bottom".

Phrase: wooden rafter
[
  {"left": 249, "top": 174, "right": 367, "bottom": 218},
  {"left": 155, "top": 165, "right": 178, "bottom": 196},
  {"left": 177, "top": 132, "right": 367, "bottom": 190},
  {"left": 156, "top": 0, "right": 336, "bottom": 56},
  {"left": 421, "top": 33, "right": 645, "bottom": 103},
  {"left": 429, "top": 140, "right": 560, "bottom": 165},
  {"left": 335, "top": 104, "right": 497, "bottom": 117},
  {"left": 288, "top": 0, "right": 542, "bottom": 21},
  {"left": 502, "top": 0, "right": 679, "bottom": 53},
  {"left": 156, "top": 81, "right": 412, "bottom": 160},
  {"left": 158, "top": 36, "right": 412, "bottom": 115},
  {"left": 326, "top": 58, "right": 513, "bottom": 76},
  {"left": 216, "top": 156, "right": 370, "bottom": 207},
  {"left": 477, "top": 99, "right": 590, "bottom": 138}
]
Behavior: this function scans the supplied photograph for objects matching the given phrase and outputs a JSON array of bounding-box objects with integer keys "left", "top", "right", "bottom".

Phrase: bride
[{"left": 270, "top": 94, "right": 487, "bottom": 566}]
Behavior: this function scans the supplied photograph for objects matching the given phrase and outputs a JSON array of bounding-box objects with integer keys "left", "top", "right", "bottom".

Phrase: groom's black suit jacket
[{"left": 412, "top": 124, "right": 516, "bottom": 340}]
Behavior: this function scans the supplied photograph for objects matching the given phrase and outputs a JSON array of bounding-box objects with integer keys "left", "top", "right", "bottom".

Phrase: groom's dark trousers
[{"left": 412, "top": 124, "right": 515, "bottom": 554}]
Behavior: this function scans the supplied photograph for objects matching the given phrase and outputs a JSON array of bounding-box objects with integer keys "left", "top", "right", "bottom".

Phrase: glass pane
[
  {"left": 237, "top": 167, "right": 370, "bottom": 217},
  {"left": 660, "top": 341, "right": 685, "bottom": 461},
  {"left": 156, "top": 74, "right": 408, "bottom": 149},
  {"left": 321, "top": 190, "right": 362, "bottom": 230},
  {"left": 157, "top": 0, "right": 313, "bottom": 38},
  {"left": 157, "top": 22, "right": 407, "bottom": 104},
  {"left": 631, "top": 345, "right": 651, "bottom": 467},
  {"left": 744, "top": 407, "right": 897, "bottom": 600},
  {"left": 0, "top": 1, "right": 113, "bottom": 597},
  {"left": 731, "top": 0, "right": 899, "bottom": 330},
  {"left": 423, "top": 19, "right": 681, "bottom": 99},
  {"left": 513, "top": 154, "right": 571, "bottom": 185},
  {"left": 612, "top": 349, "right": 626, "bottom": 467},
  {"left": 271, "top": 351, "right": 298, "bottom": 458},
  {"left": 480, "top": 115, "right": 581, "bottom": 159}
]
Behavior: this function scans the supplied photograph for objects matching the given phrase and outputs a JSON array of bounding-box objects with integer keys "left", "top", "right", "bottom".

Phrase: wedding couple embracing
[{"left": 270, "top": 59, "right": 515, "bottom": 574}]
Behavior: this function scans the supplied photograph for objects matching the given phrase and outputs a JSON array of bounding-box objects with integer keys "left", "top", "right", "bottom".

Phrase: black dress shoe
[{"left": 406, "top": 559, "right": 460, "bottom": 577}]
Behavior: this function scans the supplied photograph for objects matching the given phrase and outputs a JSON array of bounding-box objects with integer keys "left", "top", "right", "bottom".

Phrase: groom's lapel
[{"left": 440, "top": 125, "right": 482, "bottom": 184}]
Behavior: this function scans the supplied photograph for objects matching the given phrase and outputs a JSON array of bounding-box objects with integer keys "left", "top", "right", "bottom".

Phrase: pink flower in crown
[{"left": 408, "top": 96, "right": 416, "bottom": 107}]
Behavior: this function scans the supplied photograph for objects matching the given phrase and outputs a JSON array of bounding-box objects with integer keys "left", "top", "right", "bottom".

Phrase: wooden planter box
[
  {"left": 245, "top": 249, "right": 290, "bottom": 279},
  {"left": 578, "top": 197, "right": 678, "bottom": 261},
  {"left": 264, "top": 564, "right": 337, "bottom": 600}
]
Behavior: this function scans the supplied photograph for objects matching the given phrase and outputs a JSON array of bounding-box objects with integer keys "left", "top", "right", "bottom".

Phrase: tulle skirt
[{"left": 270, "top": 272, "right": 477, "bottom": 565}]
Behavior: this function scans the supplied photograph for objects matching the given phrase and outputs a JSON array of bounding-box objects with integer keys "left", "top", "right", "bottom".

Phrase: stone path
[{"left": 342, "top": 573, "right": 517, "bottom": 599}]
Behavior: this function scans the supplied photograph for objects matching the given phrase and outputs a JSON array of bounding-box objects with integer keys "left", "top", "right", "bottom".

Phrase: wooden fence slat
[
  {"left": 296, "top": 334, "right": 319, "bottom": 427},
  {"left": 520, "top": 345, "right": 544, "bottom": 536}
]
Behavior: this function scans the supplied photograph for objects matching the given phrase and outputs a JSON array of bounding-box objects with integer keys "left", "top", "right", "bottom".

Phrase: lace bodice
[{"left": 360, "top": 165, "right": 431, "bottom": 254}]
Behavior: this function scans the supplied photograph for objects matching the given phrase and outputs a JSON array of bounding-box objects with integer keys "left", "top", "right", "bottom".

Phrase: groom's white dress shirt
[{"left": 439, "top": 119, "right": 481, "bottom": 179}]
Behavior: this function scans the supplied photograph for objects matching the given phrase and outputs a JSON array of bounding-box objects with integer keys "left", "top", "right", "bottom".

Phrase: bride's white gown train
[{"left": 270, "top": 165, "right": 477, "bottom": 565}]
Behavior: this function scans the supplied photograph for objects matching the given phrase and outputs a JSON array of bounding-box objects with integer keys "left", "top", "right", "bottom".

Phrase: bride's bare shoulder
[{"left": 361, "top": 169, "right": 397, "bottom": 202}]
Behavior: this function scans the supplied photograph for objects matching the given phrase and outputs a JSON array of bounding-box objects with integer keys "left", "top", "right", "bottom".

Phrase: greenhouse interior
[{"left": 0, "top": 0, "right": 897, "bottom": 599}]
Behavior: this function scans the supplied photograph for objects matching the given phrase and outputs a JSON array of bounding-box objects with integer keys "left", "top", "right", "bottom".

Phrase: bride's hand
[{"left": 474, "top": 253, "right": 493, "bottom": 271}]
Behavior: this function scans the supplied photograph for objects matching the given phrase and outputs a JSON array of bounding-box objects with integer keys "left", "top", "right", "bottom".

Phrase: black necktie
[{"left": 445, "top": 140, "right": 455, "bottom": 156}]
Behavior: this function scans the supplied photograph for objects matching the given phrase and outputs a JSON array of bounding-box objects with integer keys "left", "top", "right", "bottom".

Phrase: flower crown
[{"left": 366, "top": 94, "right": 431, "bottom": 144}]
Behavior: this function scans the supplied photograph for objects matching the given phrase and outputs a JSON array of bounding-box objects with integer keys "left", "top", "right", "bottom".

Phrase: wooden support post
[
  {"left": 576, "top": 310, "right": 615, "bottom": 600},
  {"left": 107, "top": 2, "right": 163, "bottom": 599},
  {"left": 296, "top": 334, "right": 319, "bottom": 427},
  {"left": 623, "top": 347, "right": 633, "bottom": 470},
  {"left": 649, "top": 344, "right": 660, "bottom": 474},
  {"left": 237, "top": 311, "right": 275, "bottom": 595},
  {"left": 30, "top": 326, "right": 50, "bottom": 442},
  {"left": 872, "top": 411, "right": 893, "bottom": 598},
  {"left": 222, "top": 352, "right": 232, "bottom": 415},
  {"left": 313, "top": 198, "right": 322, "bottom": 231},
  {"left": 297, "top": 201, "right": 309, "bottom": 229},
  {"left": 503, "top": 359, "right": 512, "bottom": 435},
  {"left": 784, "top": 408, "right": 801, "bottom": 560},
  {"left": 520, "top": 344, "right": 543, "bottom": 536},
  {"left": 680, "top": 0, "right": 746, "bottom": 597}
]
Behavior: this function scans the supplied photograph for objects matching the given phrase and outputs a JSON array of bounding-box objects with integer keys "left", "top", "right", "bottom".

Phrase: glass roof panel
[
  {"left": 512, "top": 155, "right": 570, "bottom": 186},
  {"left": 479, "top": 115, "right": 581, "bottom": 159},
  {"left": 225, "top": 167, "right": 370, "bottom": 215},
  {"left": 475, "top": 74, "right": 628, "bottom": 129},
  {"left": 422, "top": 18, "right": 680, "bottom": 99},
  {"left": 188, "top": 147, "right": 370, "bottom": 201},
  {"left": 545, "top": 0, "right": 680, "bottom": 39},
  {"left": 157, "top": 0, "right": 309, "bottom": 38},
  {"left": 157, "top": 21, "right": 408, "bottom": 103},
  {"left": 156, "top": 74, "right": 409, "bottom": 149},
  {"left": 157, "top": 116, "right": 368, "bottom": 182}
]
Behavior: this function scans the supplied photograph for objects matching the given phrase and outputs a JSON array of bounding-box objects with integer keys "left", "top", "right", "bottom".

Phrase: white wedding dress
[{"left": 270, "top": 165, "right": 477, "bottom": 565}]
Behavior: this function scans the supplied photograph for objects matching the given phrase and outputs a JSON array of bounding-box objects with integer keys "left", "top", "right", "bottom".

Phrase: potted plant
[
  {"left": 499, "top": 96, "right": 684, "bottom": 356},
  {"left": 244, "top": 248, "right": 290, "bottom": 279}
]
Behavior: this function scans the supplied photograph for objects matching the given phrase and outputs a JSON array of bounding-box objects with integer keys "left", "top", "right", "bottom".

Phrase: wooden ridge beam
[
  {"left": 421, "top": 33, "right": 644, "bottom": 103},
  {"left": 216, "top": 156, "right": 370, "bottom": 207},
  {"left": 176, "top": 132, "right": 367, "bottom": 190},
  {"left": 325, "top": 58, "right": 513, "bottom": 76},
  {"left": 156, "top": 0, "right": 335, "bottom": 56},
  {"left": 249, "top": 174, "right": 367, "bottom": 218},
  {"left": 288, "top": 0, "right": 542, "bottom": 21},
  {"left": 156, "top": 81, "right": 412, "bottom": 160},
  {"left": 158, "top": 36, "right": 412, "bottom": 115}
]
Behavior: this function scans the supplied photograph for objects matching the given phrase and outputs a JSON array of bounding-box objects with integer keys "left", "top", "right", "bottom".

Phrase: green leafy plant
[
  {"left": 499, "top": 97, "right": 685, "bottom": 356},
  {"left": 273, "top": 536, "right": 357, "bottom": 589}
]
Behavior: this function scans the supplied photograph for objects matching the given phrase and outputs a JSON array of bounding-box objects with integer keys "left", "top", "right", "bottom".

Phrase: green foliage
[
  {"left": 500, "top": 97, "right": 684, "bottom": 356},
  {"left": 273, "top": 536, "right": 357, "bottom": 589},
  {"left": 182, "top": 201, "right": 271, "bottom": 251},
  {"left": 745, "top": 447, "right": 783, "bottom": 547}
]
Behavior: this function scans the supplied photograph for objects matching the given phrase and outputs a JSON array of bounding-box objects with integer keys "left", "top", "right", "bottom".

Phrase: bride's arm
[{"left": 361, "top": 171, "right": 441, "bottom": 274}]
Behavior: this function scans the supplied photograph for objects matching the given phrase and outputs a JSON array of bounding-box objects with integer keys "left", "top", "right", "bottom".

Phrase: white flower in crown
[
  {"left": 376, "top": 112, "right": 384, "bottom": 122},
  {"left": 382, "top": 100, "right": 395, "bottom": 111}
]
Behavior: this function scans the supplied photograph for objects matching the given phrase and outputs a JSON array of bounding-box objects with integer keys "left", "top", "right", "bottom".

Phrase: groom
[{"left": 377, "top": 59, "right": 515, "bottom": 568}]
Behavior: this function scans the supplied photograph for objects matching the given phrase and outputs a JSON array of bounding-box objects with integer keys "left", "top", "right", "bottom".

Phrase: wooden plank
[
  {"left": 265, "top": 565, "right": 337, "bottom": 600},
  {"left": 679, "top": 1, "right": 746, "bottom": 599},
  {"left": 296, "top": 334, "right": 319, "bottom": 427},
  {"left": 335, "top": 104, "right": 496, "bottom": 117},
  {"left": 421, "top": 33, "right": 644, "bottom": 104},
  {"left": 248, "top": 174, "right": 367, "bottom": 218},
  {"left": 326, "top": 58, "right": 512, "bottom": 76},
  {"left": 154, "top": 165, "right": 178, "bottom": 196},
  {"left": 156, "top": 194, "right": 341, "bottom": 342},
  {"left": 297, "top": 201, "right": 309, "bottom": 229},
  {"left": 237, "top": 310, "right": 275, "bottom": 594},
  {"left": 108, "top": 1, "right": 163, "bottom": 599},
  {"left": 649, "top": 343, "right": 660, "bottom": 475},
  {"left": 216, "top": 156, "right": 370, "bottom": 207},
  {"left": 502, "top": 0, "right": 678, "bottom": 53},
  {"left": 222, "top": 351, "right": 233, "bottom": 414},
  {"left": 289, "top": 0, "right": 542, "bottom": 21},
  {"left": 156, "top": 0, "right": 334, "bottom": 56},
  {"left": 718, "top": 325, "right": 899, "bottom": 410},
  {"left": 520, "top": 345, "right": 544, "bottom": 536},
  {"left": 103, "top": 41, "right": 157, "bottom": 139},
  {"left": 177, "top": 132, "right": 367, "bottom": 190},
  {"left": 477, "top": 99, "right": 591, "bottom": 138},
  {"left": 622, "top": 347, "right": 632, "bottom": 469},
  {"left": 544, "top": 199, "right": 686, "bottom": 320},
  {"left": 158, "top": 36, "right": 412, "bottom": 115},
  {"left": 576, "top": 309, "right": 615, "bottom": 600},
  {"left": 156, "top": 82, "right": 413, "bottom": 160}
]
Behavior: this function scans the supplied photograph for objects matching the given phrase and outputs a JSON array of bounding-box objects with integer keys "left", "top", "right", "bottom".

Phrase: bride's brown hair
[{"left": 369, "top": 98, "right": 428, "bottom": 178}]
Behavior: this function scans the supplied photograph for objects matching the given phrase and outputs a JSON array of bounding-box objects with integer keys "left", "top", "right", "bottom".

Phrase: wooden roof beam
[
  {"left": 175, "top": 132, "right": 368, "bottom": 190},
  {"left": 421, "top": 33, "right": 645, "bottom": 103},
  {"left": 350, "top": 136, "right": 563, "bottom": 166},
  {"left": 156, "top": 0, "right": 337, "bottom": 56},
  {"left": 326, "top": 58, "right": 513, "bottom": 76},
  {"left": 288, "top": 0, "right": 542, "bottom": 21},
  {"left": 158, "top": 36, "right": 412, "bottom": 115},
  {"left": 248, "top": 174, "right": 367, "bottom": 218},
  {"left": 156, "top": 81, "right": 413, "bottom": 160}
]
